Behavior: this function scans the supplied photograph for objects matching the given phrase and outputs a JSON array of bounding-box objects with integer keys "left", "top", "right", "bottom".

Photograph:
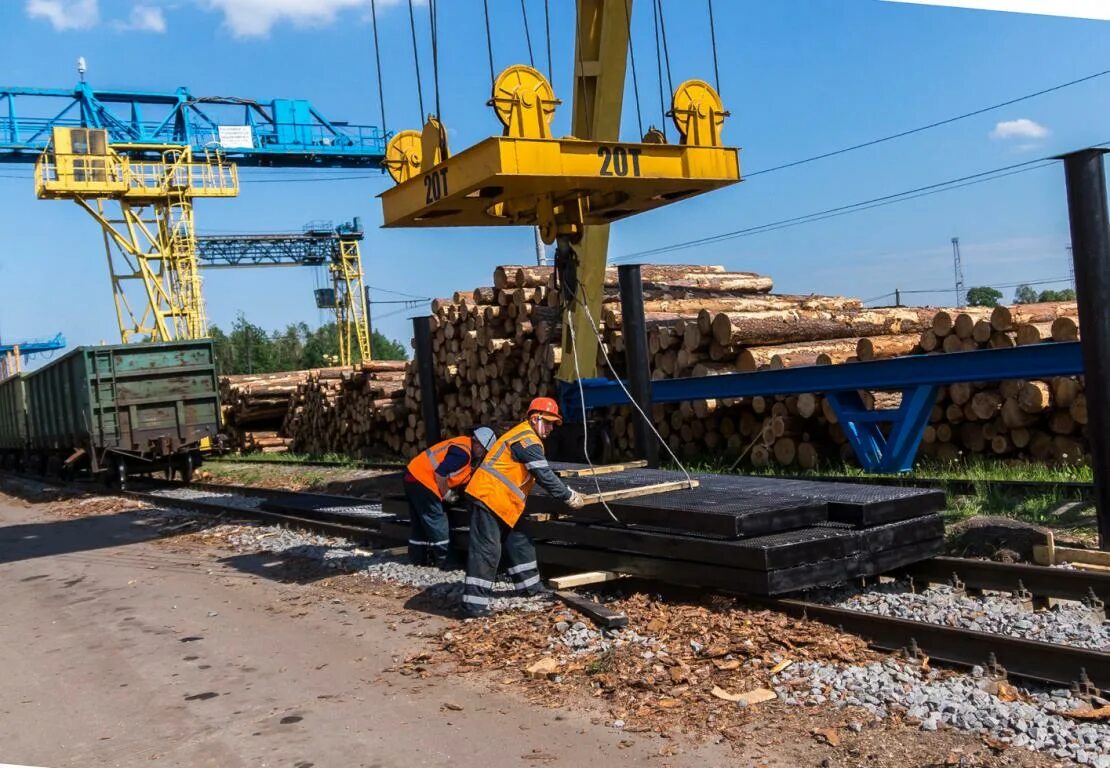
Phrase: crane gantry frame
[{"left": 379, "top": 0, "right": 739, "bottom": 384}]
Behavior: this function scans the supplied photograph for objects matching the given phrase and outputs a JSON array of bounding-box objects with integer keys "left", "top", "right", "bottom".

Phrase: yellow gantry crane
[
  {"left": 195, "top": 218, "right": 373, "bottom": 366},
  {"left": 379, "top": 0, "right": 739, "bottom": 382},
  {"left": 35, "top": 127, "right": 239, "bottom": 343}
]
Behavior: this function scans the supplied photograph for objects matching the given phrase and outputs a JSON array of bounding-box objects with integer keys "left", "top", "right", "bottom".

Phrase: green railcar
[
  {"left": 0, "top": 373, "right": 29, "bottom": 468},
  {"left": 23, "top": 340, "right": 221, "bottom": 482}
]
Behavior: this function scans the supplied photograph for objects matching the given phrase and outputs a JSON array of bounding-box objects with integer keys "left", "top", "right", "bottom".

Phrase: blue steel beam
[
  {"left": 0, "top": 333, "right": 66, "bottom": 357},
  {"left": 561, "top": 343, "right": 1085, "bottom": 473},
  {"left": 564, "top": 343, "right": 1084, "bottom": 410},
  {"left": 0, "top": 83, "right": 387, "bottom": 167}
]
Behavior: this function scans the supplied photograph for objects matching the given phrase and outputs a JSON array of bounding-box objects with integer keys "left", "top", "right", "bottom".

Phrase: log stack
[
  {"left": 235, "top": 262, "right": 1086, "bottom": 470},
  {"left": 219, "top": 370, "right": 322, "bottom": 453},
  {"left": 282, "top": 361, "right": 409, "bottom": 457},
  {"left": 909, "top": 303, "right": 1085, "bottom": 464}
]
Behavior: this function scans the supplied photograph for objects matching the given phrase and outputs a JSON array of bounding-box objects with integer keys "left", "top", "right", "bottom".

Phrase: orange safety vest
[
  {"left": 464, "top": 421, "right": 543, "bottom": 528},
  {"left": 406, "top": 436, "right": 474, "bottom": 499}
]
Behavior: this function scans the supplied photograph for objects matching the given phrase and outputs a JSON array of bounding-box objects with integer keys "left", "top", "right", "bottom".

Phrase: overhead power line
[
  {"left": 614, "top": 153, "right": 1073, "bottom": 261},
  {"left": 746, "top": 67, "right": 1110, "bottom": 178}
]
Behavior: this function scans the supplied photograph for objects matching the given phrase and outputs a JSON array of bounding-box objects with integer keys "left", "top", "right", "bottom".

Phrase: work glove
[
  {"left": 565, "top": 489, "right": 586, "bottom": 509},
  {"left": 443, "top": 489, "right": 460, "bottom": 505}
]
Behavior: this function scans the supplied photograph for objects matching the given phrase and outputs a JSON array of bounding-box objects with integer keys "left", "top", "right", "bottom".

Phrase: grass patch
[{"left": 209, "top": 452, "right": 401, "bottom": 468}]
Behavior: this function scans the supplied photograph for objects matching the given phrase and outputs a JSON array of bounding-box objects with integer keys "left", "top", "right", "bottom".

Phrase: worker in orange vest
[
  {"left": 461, "top": 397, "right": 585, "bottom": 616},
  {"left": 404, "top": 426, "right": 497, "bottom": 567}
]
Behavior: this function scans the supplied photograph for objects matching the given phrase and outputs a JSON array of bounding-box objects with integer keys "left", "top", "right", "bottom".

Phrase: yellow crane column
[
  {"left": 35, "top": 128, "right": 238, "bottom": 343},
  {"left": 558, "top": 0, "right": 632, "bottom": 382}
]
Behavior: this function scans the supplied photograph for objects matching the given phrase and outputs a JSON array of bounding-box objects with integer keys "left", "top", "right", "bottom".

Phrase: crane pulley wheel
[
  {"left": 383, "top": 129, "right": 423, "bottom": 184},
  {"left": 671, "top": 79, "right": 727, "bottom": 146},
  {"left": 490, "top": 64, "right": 558, "bottom": 136}
]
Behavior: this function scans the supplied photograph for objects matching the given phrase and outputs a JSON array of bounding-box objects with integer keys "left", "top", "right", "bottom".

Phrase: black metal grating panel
[
  {"left": 857, "top": 514, "right": 946, "bottom": 551},
  {"left": 856, "top": 537, "right": 945, "bottom": 577}
]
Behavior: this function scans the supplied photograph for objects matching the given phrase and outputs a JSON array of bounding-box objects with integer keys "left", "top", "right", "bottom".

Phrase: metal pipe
[
  {"left": 411, "top": 316, "right": 441, "bottom": 445},
  {"left": 617, "top": 264, "right": 658, "bottom": 467},
  {"left": 1062, "top": 149, "right": 1110, "bottom": 549}
]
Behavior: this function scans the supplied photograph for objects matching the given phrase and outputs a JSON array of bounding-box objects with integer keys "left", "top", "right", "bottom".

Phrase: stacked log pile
[
  {"left": 282, "top": 361, "right": 409, "bottom": 457},
  {"left": 250, "top": 262, "right": 1086, "bottom": 469},
  {"left": 219, "top": 370, "right": 321, "bottom": 453},
  {"left": 911, "top": 302, "right": 1085, "bottom": 464}
]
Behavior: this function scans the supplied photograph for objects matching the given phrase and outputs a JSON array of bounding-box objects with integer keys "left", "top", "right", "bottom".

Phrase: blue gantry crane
[
  {"left": 1, "top": 67, "right": 387, "bottom": 350},
  {"left": 0, "top": 333, "right": 66, "bottom": 377},
  {"left": 196, "top": 219, "right": 371, "bottom": 366},
  {"left": 0, "top": 79, "right": 387, "bottom": 167}
]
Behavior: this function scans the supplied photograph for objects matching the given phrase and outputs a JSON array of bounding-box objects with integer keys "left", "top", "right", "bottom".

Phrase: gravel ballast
[
  {"left": 774, "top": 659, "right": 1110, "bottom": 766},
  {"left": 815, "top": 579, "right": 1110, "bottom": 651}
]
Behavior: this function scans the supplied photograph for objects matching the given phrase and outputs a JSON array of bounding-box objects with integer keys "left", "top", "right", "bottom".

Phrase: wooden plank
[
  {"left": 555, "top": 460, "right": 649, "bottom": 478},
  {"left": 553, "top": 590, "right": 629, "bottom": 629},
  {"left": 1035, "top": 542, "right": 1110, "bottom": 568},
  {"left": 580, "top": 479, "right": 699, "bottom": 506},
  {"left": 547, "top": 571, "right": 627, "bottom": 589}
]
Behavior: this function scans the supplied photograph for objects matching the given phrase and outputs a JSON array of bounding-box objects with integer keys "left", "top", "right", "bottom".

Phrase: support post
[
  {"left": 617, "top": 264, "right": 658, "bottom": 468},
  {"left": 1062, "top": 148, "right": 1110, "bottom": 549},
  {"left": 412, "top": 316, "right": 441, "bottom": 445}
]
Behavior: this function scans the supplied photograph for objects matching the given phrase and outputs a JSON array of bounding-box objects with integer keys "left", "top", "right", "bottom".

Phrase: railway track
[{"left": 2, "top": 470, "right": 1107, "bottom": 692}]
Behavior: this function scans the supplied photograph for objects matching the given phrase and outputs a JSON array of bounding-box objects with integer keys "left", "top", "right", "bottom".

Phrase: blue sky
[{"left": 1, "top": 0, "right": 1108, "bottom": 355}]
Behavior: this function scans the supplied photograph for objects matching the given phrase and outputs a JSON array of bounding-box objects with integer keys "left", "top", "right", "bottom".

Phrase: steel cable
[
  {"left": 407, "top": 0, "right": 426, "bottom": 121},
  {"left": 369, "top": 0, "right": 387, "bottom": 135}
]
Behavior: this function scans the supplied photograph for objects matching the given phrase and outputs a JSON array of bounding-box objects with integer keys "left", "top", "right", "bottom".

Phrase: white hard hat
[{"left": 472, "top": 426, "right": 496, "bottom": 451}]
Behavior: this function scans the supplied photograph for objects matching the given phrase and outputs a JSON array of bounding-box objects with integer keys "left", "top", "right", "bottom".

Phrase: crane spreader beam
[{"left": 0, "top": 82, "right": 387, "bottom": 168}]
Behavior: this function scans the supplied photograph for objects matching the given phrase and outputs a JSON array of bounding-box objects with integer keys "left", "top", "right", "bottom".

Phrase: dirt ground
[{"left": 0, "top": 480, "right": 1069, "bottom": 768}]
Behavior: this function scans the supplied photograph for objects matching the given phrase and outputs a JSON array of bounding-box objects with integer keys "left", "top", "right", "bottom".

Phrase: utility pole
[
  {"left": 1067, "top": 245, "right": 1076, "bottom": 289},
  {"left": 951, "top": 237, "right": 966, "bottom": 308}
]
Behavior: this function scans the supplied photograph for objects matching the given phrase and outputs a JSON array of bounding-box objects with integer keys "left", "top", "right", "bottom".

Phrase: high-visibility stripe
[
  {"left": 464, "top": 576, "right": 495, "bottom": 589},
  {"left": 515, "top": 574, "right": 541, "bottom": 589},
  {"left": 524, "top": 459, "right": 549, "bottom": 469},
  {"left": 461, "top": 594, "right": 490, "bottom": 605},
  {"left": 506, "top": 560, "right": 538, "bottom": 575},
  {"left": 409, "top": 539, "right": 450, "bottom": 546}
]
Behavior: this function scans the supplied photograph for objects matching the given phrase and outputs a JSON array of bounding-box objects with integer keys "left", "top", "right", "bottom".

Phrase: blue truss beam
[
  {"left": 561, "top": 343, "right": 1085, "bottom": 473},
  {"left": 0, "top": 82, "right": 387, "bottom": 168},
  {"left": 195, "top": 220, "right": 363, "bottom": 268},
  {"left": 0, "top": 333, "right": 66, "bottom": 358}
]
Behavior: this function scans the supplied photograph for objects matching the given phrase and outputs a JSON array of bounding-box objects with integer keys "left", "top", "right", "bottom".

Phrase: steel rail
[
  {"left": 756, "top": 596, "right": 1110, "bottom": 691},
  {"left": 120, "top": 487, "right": 383, "bottom": 542},
  {"left": 899, "top": 556, "right": 1110, "bottom": 605}
]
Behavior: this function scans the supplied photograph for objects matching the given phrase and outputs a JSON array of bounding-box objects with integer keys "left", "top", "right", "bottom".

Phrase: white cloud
[
  {"left": 26, "top": 0, "right": 99, "bottom": 30},
  {"left": 990, "top": 118, "right": 1050, "bottom": 141},
  {"left": 121, "top": 5, "right": 166, "bottom": 32},
  {"left": 199, "top": 0, "right": 404, "bottom": 38}
]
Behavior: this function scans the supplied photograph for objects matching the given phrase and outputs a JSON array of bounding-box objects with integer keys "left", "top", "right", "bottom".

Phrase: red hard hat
[{"left": 527, "top": 396, "right": 563, "bottom": 425}]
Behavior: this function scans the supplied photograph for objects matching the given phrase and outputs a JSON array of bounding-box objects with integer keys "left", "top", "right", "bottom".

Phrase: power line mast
[
  {"left": 951, "top": 237, "right": 966, "bottom": 308},
  {"left": 1067, "top": 244, "right": 1076, "bottom": 288}
]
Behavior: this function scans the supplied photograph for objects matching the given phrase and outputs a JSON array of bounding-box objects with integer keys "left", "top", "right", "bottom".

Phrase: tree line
[
  {"left": 209, "top": 314, "right": 407, "bottom": 375},
  {"left": 966, "top": 284, "right": 1076, "bottom": 308}
]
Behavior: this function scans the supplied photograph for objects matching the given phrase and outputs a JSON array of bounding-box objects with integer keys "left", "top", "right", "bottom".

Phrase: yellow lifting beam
[
  {"left": 35, "top": 127, "right": 239, "bottom": 343},
  {"left": 378, "top": 1, "right": 740, "bottom": 382}
]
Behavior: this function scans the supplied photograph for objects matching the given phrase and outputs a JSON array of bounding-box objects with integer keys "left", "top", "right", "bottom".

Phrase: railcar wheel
[{"left": 179, "top": 453, "right": 195, "bottom": 485}]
